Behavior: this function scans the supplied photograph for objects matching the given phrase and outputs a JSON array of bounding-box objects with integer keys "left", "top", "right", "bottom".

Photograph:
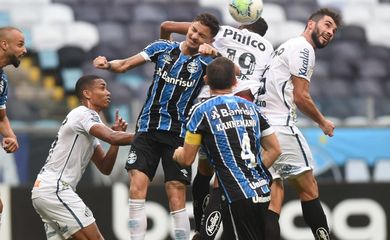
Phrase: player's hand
[
  {"left": 93, "top": 56, "right": 110, "bottom": 70},
  {"left": 173, "top": 147, "right": 184, "bottom": 162},
  {"left": 2, "top": 137, "right": 19, "bottom": 153},
  {"left": 111, "top": 109, "right": 128, "bottom": 132},
  {"left": 198, "top": 43, "right": 219, "bottom": 57},
  {"left": 319, "top": 119, "right": 335, "bottom": 137}
]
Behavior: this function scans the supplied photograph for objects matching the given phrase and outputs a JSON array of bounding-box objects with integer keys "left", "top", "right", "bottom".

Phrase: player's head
[
  {"left": 304, "top": 8, "right": 342, "bottom": 49},
  {"left": 185, "top": 13, "right": 220, "bottom": 50},
  {"left": 0, "top": 26, "right": 27, "bottom": 68},
  {"left": 205, "top": 57, "right": 237, "bottom": 91},
  {"left": 239, "top": 17, "right": 268, "bottom": 37},
  {"left": 75, "top": 75, "right": 111, "bottom": 111}
]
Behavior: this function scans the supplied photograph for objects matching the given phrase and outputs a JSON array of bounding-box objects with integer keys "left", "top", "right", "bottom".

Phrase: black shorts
[
  {"left": 222, "top": 195, "right": 270, "bottom": 240},
  {"left": 125, "top": 130, "right": 191, "bottom": 184}
]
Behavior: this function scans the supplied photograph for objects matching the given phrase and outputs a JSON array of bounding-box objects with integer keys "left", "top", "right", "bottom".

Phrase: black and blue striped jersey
[
  {"left": 137, "top": 40, "right": 214, "bottom": 138},
  {"left": 186, "top": 95, "right": 272, "bottom": 203},
  {"left": 0, "top": 69, "right": 9, "bottom": 108}
]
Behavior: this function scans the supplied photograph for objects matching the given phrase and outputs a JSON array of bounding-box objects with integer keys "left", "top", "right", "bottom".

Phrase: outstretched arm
[
  {"left": 93, "top": 54, "right": 146, "bottom": 73},
  {"left": 292, "top": 76, "right": 335, "bottom": 136},
  {"left": 90, "top": 110, "right": 134, "bottom": 174},
  {"left": 160, "top": 21, "right": 191, "bottom": 40},
  {"left": 0, "top": 109, "right": 18, "bottom": 153}
]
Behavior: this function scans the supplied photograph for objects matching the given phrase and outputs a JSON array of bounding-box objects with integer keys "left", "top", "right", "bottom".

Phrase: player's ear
[
  {"left": 0, "top": 40, "right": 7, "bottom": 51},
  {"left": 203, "top": 75, "right": 209, "bottom": 85},
  {"left": 83, "top": 89, "right": 91, "bottom": 100}
]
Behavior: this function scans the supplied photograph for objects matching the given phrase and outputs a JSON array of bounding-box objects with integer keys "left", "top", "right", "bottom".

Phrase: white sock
[
  {"left": 129, "top": 199, "right": 146, "bottom": 240},
  {"left": 171, "top": 208, "right": 190, "bottom": 240}
]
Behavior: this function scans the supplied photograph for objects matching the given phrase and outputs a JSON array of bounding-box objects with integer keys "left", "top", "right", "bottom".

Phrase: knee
[{"left": 166, "top": 181, "right": 186, "bottom": 210}]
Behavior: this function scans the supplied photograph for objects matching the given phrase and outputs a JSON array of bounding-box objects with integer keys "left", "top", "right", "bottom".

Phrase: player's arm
[
  {"left": 160, "top": 21, "right": 191, "bottom": 40},
  {"left": 93, "top": 54, "right": 146, "bottom": 73},
  {"left": 260, "top": 132, "right": 281, "bottom": 168},
  {"left": 292, "top": 76, "right": 335, "bottom": 136},
  {"left": 90, "top": 111, "right": 133, "bottom": 174},
  {"left": 0, "top": 108, "right": 18, "bottom": 153},
  {"left": 173, "top": 131, "right": 201, "bottom": 167}
]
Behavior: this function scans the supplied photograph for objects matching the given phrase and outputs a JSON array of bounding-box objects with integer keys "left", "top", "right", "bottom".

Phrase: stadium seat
[
  {"left": 267, "top": 20, "right": 305, "bottom": 46},
  {"left": 262, "top": 3, "right": 287, "bottom": 23},
  {"left": 373, "top": 159, "right": 390, "bottom": 182},
  {"left": 64, "top": 21, "right": 99, "bottom": 52},
  {"left": 336, "top": 24, "right": 367, "bottom": 43},
  {"left": 10, "top": 4, "right": 42, "bottom": 27},
  {"left": 97, "top": 21, "right": 127, "bottom": 49},
  {"left": 329, "top": 41, "right": 364, "bottom": 65},
  {"left": 328, "top": 59, "right": 356, "bottom": 80},
  {"left": 127, "top": 22, "right": 159, "bottom": 43},
  {"left": 73, "top": 4, "right": 103, "bottom": 23},
  {"left": 364, "top": 21, "right": 390, "bottom": 48},
  {"left": 357, "top": 58, "right": 388, "bottom": 79},
  {"left": 31, "top": 24, "right": 66, "bottom": 51},
  {"left": 321, "top": 78, "right": 351, "bottom": 98},
  {"left": 372, "top": 3, "right": 390, "bottom": 22},
  {"left": 61, "top": 67, "right": 83, "bottom": 92},
  {"left": 103, "top": 4, "right": 134, "bottom": 23},
  {"left": 344, "top": 159, "right": 370, "bottom": 182},
  {"left": 166, "top": 3, "right": 198, "bottom": 21},
  {"left": 342, "top": 3, "right": 373, "bottom": 26},
  {"left": 0, "top": 10, "right": 11, "bottom": 26},
  {"left": 133, "top": 4, "right": 168, "bottom": 23},
  {"left": 284, "top": 2, "right": 318, "bottom": 23},
  {"left": 353, "top": 77, "right": 384, "bottom": 97},
  {"left": 58, "top": 46, "right": 86, "bottom": 68},
  {"left": 41, "top": 3, "right": 75, "bottom": 24},
  {"left": 38, "top": 50, "right": 60, "bottom": 70}
]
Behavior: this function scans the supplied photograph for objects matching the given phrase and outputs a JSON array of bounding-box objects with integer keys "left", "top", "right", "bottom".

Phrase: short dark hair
[
  {"left": 308, "top": 8, "right": 342, "bottom": 28},
  {"left": 75, "top": 75, "right": 102, "bottom": 101},
  {"left": 206, "top": 57, "right": 235, "bottom": 90},
  {"left": 194, "top": 13, "right": 220, "bottom": 37},
  {"left": 240, "top": 17, "right": 268, "bottom": 37}
]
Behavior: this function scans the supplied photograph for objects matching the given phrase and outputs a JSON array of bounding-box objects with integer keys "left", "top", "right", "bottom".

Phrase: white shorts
[
  {"left": 31, "top": 188, "right": 95, "bottom": 240},
  {"left": 269, "top": 125, "right": 314, "bottom": 180}
]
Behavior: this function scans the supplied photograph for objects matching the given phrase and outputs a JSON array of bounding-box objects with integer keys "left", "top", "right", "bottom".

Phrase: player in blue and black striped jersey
[
  {"left": 0, "top": 26, "right": 27, "bottom": 231},
  {"left": 94, "top": 13, "right": 221, "bottom": 240},
  {"left": 174, "top": 57, "right": 281, "bottom": 239}
]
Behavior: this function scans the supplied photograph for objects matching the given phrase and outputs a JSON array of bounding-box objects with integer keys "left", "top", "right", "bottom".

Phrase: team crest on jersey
[
  {"left": 127, "top": 149, "right": 137, "bottom": 165},
  {"left": 162, "top": 54, "right": 172, "bottom": 64},
  {"left": 187, "top": 61, "right": 199, "bottom": 73},
  {"left": 90, "top": 112, "right": 99, "bottom": 123}
]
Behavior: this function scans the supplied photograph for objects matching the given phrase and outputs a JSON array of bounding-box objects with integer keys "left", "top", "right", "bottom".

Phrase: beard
[
  {"left": 10, "top": 55, "right": 21, "bottom": 68},
  {"left": 311, "top": 29, "right": 326, "bottom": 49}
]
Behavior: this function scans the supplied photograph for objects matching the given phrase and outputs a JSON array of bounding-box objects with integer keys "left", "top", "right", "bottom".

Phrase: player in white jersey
[
  {"left": 32, "top": 75, "right": 134, "bottom": 240},
  {"left": 255, "top": 8, "right": 342, "bottom": 240},
  {"left": 161, "top": 17, "right": 274, "bottom": 240}
]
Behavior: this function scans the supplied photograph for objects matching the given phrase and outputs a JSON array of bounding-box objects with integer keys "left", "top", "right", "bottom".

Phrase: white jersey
[
  {"left": 256, "top": 36, "right": 315, "bottom": 126},
  {"left": 32, "top": 106, "right": 101, "bottom": 197},
  {"left": 198, "top": 25, "right": 274, "bottom": 98}
]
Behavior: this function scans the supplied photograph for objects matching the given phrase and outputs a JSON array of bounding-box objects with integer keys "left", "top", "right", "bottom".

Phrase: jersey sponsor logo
[
  {"left": 127, "top": 149, "right": 137, "bottom": 165},
  {"left": 249, "top": 179, "right": 268, "bottom": 190},
  {"left": 156, "top": 67, "right": 196, "bottom": 88},
  {"left": 222, "top": 28, "right": 266, "bottom": 51},
  {"left": 187, "top": 61, "right": 199, "bottom": 74},
  {"left": 216, "top": 119, "right": 257, "bottom": 131},
  {"left": 205, "top": 211, "right": 222, "bottom": 236},
  {"left": 211, "top": 107, "right": 255, "bottom": 120},
  {"left": 180, "top": 169, "right": 188, "bottom": 178},
  {"left": 298, "top": 48, "right": 310, "bottom": 77},
  {"left": 90, "top": 112, "right": 100, "bottom": 123}
]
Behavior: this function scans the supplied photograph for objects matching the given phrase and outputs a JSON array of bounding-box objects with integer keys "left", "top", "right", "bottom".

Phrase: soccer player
[
  {"left": 93, "top": 13, "right": 220, "bottom": 240},
  {"left": 160, "top": 17, "right": 274, "bottom": 239},
  {"left": 173, "top": 57, "right": 281, "bottom": 240},
  {"left": 31, "top": 75, "right": 134, "bottom": 240},
  {"left": 0, "top": 26, "right": 27, "bottom": 229},
  {"left": 255, "top": 8, "right": 342, "bottom": 239}
]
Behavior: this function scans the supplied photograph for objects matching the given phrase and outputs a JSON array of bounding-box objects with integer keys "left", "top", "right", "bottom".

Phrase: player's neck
[
  {"left": 210, "top": 88, "right": 233, "bottom": 96},
  {"left": 180, "top": 42, "right": 198, "bottom": 56}
]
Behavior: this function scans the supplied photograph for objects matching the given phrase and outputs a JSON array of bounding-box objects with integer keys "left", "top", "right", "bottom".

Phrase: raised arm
[
  {"left": 160, "top": 21, "right": 191, "bottom": 40},
  {"left": 93, "top": 54, "right": 146, "bottom": 73},
  {"left": 292, "top": 76, "right": 335, "bottom": 136},
  {"left": 0, "top": 109, "right": 18, "bottom": 153},
  {"left": 90, "top": 110, "right": 134, "bottom": 174}
]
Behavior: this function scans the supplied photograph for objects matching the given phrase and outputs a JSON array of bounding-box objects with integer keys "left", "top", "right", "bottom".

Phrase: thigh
[
  {"left": 228, "top": 198, "right": 269, "bottom": 240},
  {"left": 125, "top": 132, "right": 162, "bottom": 181},
  {"left": 159, "top": 132, "right": 192, "bottom": 184},
  {"left": 272, "top": 126, "right": 314, "bottom": 179},
  {"left": 32, "top": 190, "right": 96, "bottom": 240}
]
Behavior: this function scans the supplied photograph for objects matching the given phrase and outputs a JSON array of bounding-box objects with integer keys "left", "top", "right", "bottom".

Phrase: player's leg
[
  {"left": 265, "top": 179, "right": 283, "bottom": 240},
  {"left": 32, "top": 189, "right": 99, "bottom": 240},
  {"left": 192, "top": 148, "right": 214, "bottom": 233},
  {"left": 161, "top": 131, "right": 192, "bottom": 240},
  {"left": 125, "top": 132, "right": 159, "bottom": 240},
  {"left": 288, "top": 170, "right": 330, "bottom": 240}
]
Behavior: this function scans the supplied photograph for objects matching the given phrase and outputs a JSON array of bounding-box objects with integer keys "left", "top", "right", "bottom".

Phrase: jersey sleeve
[
  {"left": 78, "top": 109, "right": 102, "bottom": 133},
  {"left": 141, "top": 40, "right": 173, "bottom": 62},
  {"left": 0, "top": 72, "right": 9, "bottom": 108},
  {"left": 288, "top": 39, "right": 315, "bottom": 82},
  {"left": 186, "top": 105, "right": 205, "bottom": 134},
  {"left": 257, "top": 107, "right": 274, "bottom": 137}
]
